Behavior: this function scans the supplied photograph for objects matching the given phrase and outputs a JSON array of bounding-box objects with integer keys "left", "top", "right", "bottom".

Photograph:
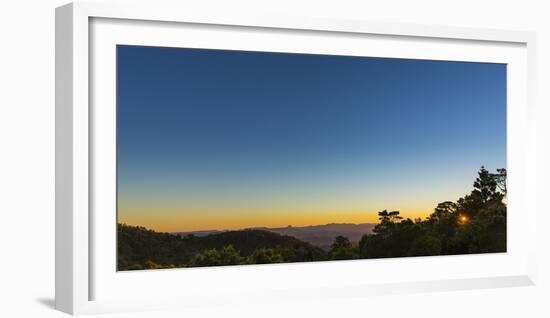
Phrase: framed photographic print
[
  {"left": 115, "top": 45, "right": 508, "bottom": 270},
  {"left": 56, "top": 1, "right": 537, "bottom": 315}
]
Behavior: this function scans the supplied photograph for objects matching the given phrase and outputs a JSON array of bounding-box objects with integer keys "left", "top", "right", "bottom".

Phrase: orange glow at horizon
[
  {"left": 118, "top": 207, "right": 432, "bottom": 233},
  {"left": 117, "top": 184, "right": 466, "bottom": 233}
]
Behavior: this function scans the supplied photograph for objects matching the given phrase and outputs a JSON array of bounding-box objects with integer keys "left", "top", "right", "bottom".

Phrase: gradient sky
[{"left": 117, "top": 45, "right": 506, "bottom": 232}]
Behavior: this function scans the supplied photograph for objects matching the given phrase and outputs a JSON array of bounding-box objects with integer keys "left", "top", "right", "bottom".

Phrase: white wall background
[{"left": 0, "top": 0, "right": 548, "bottom": 317}]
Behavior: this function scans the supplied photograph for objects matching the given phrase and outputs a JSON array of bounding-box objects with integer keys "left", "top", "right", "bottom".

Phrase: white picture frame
[{"left": 55, "top": 1, "right": 537, "bottom": 315}]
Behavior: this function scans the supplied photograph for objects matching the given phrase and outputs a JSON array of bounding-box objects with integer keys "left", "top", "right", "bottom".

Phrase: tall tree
[{"left": 329, "top": 236, "right": 357, "bottom": 260}]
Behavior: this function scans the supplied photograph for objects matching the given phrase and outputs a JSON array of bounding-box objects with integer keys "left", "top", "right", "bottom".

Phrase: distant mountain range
[{"left": 174, "top": 223, "right": 375, "bottom": 250}]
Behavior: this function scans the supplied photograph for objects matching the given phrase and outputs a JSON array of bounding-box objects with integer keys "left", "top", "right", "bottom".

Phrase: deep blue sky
[{"left": 116, "top": 45, "right": 506, "bottom": 231}]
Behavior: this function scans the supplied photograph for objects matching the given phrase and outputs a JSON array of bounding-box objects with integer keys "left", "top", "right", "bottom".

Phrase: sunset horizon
[
  {"left": 118, "top": 192, "right": 476, "bottom": 232},
  {"left": 118, "top": 210, "right": 426, "bottom": 233},
  {"left": 117, "top": 45, "right": 505, "bottom": 241}
]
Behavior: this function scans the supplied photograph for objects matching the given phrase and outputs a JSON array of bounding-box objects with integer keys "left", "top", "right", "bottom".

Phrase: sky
[{"left": 117, "top": 45, "right": 506, "bottom": 232}]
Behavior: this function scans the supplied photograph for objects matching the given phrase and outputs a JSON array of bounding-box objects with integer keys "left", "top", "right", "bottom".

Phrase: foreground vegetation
[
  {"left": 118, "top": 226, "right": 326, "bottom": 270},
  {"left": 118, "top": 167, "right": 506, "bottom": 270}
]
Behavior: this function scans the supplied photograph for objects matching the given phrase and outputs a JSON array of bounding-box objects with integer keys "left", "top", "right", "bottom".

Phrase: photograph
[
  {"left": 1, "top": 0, "right": 545, "bottom": 316},
  {"left": 116, "top": 45, "right": 507, "bottom": 271}
]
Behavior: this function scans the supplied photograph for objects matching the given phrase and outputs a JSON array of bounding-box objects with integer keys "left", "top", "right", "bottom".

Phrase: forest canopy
[{"left": 118, "top": 167, "right": 506, "bottom": 270}]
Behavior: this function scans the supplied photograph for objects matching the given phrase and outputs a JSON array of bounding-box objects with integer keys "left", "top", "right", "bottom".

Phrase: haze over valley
[{"left": 174, "top": 223, "right": 376, "bottom": 250}]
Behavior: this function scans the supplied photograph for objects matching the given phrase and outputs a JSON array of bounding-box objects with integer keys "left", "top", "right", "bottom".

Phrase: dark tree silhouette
[
  {"left": 359, "top": 167, "right": 506, "bottom": 259},
  {"left": 328, "top": 236, "right": 357, "bottom": 260},
  {"left": 492, "top": 168, "right": 507, "bottom": 194},
  {"left": 118, "top": 167, "right": 506, "bottom": 269}
]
